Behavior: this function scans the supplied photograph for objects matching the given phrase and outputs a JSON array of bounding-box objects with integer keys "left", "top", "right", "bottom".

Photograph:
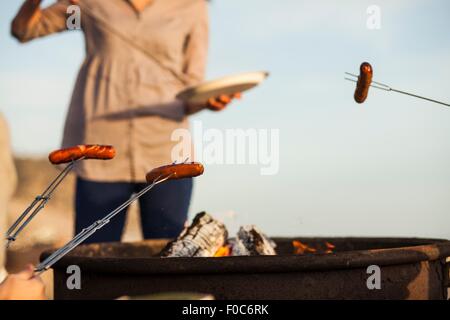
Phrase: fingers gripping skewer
[
  {"left": 35, "top": 162, "right": 204, "bottom": 274},
  {"left": 5, "top": 145, "right": 116, "bottom": 248}
]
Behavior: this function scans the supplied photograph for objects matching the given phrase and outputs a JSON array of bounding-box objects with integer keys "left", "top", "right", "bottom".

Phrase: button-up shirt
[{"left": 14, "top": 0, "right": 208, "bottom": 182}]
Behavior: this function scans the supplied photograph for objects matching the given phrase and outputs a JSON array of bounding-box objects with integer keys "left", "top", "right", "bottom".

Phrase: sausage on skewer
[
  {"left": 146, "top": 162, "right": 204, "bottom": 182},
  {"left": 7, "top": 144, "right": 116, "bottom": 248},
  {"left": 83, "top": 145, "right": 116, "bottom": 160},
  {"left": 48, "top": 145, "right": 116, "bottom": 164},
  {"left": 354, "top": 62, "right": 373, "bottom": 103},
  {"left": 35, "top": 162, "right": 205, "bottom": 273}
]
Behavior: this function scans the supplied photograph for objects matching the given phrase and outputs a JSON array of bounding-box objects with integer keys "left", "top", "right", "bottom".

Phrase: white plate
[{"left": 177, "top": 71, "right": 269, "bottom": 104}]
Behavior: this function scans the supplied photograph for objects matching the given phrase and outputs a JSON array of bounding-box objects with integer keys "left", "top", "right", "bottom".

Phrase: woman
[{"left": 11, "top": 0, "right": 239, "bottom": 242}]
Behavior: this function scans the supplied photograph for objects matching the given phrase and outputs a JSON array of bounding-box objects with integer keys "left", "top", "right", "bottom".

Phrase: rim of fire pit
[{"left": 41, "top": 237, "right": 450, "bottom": 275}]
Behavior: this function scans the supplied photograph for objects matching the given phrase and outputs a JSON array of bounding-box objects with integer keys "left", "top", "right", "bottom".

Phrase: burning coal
[
  {"left": 292, "top": 240, "right": 336, "bottom": 255},
  {"left": 160, "top": 212, "right": 335, "bottom": 258},
  {"left": 160, "top": 212, "right": 276, "bottom": 258}
]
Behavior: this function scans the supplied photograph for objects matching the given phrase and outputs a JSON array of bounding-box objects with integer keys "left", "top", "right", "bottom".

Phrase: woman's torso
[{"left": 62, "top": 0, "right": 207, "bottom": 182}]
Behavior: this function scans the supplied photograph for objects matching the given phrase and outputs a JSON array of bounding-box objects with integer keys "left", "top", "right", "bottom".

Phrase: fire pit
[{"left": 42, "top": 237, "right": 450, "bottom": 300}]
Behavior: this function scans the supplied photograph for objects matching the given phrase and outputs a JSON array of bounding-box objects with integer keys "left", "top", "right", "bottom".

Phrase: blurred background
[{"left": 1, "top": 0, "right": 449, "bottom": 277}]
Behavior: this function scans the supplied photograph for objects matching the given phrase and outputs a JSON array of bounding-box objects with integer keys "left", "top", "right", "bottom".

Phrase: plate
[{"left": 177, "top": 71, "right": 269, "bottom": 104}]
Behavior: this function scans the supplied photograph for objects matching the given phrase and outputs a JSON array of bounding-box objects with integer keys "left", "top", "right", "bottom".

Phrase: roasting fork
[
  {"left": 34, "top": 172, "right": 175, "bottom": 274},
  {"left": 345, "top": 72, "right": 450, "bottom": 107},
  {"left": 5, "top": 159, "right": 81, "bottom": 248}
]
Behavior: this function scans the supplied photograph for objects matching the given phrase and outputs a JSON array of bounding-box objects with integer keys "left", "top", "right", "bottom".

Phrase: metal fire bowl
[{"left": 42, "top": 237, "right": 450, "bottom": 300}]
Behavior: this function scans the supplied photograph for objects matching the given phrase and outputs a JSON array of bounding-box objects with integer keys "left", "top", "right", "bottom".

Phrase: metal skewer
[
  {"left": 34, "top": 173, "right": 173, "bottom": 274},
  {"left": 345, "top": 72, "right": 450, "bottom": 107},
  {"left": 5, "top": 159, "right": 79, "bottom": 248}
]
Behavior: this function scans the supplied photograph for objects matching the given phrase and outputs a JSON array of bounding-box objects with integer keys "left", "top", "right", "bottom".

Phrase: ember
[
  {"left": 161, "top": 212, "right": 337, "bottom": 258},
  {"left": 325, "top": 241, "right": 335, "bottom": 254},
  {"left": 213, "top": 245, "right": 232, "bottom": 257},
  {"left": 292, "top": 240, "right": 336, "bottom": 255},
  {"left": 161, "top": 212, "right": 276, "bottom": 257}
]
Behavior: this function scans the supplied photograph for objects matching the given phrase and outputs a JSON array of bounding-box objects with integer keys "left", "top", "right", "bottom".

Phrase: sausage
[
  {"left": 48, "top": 145, "right": 86, "bottom": 164},
  {"left": 354, "top": 62, "right": 373, "bottom": 103},
  {"left": 48, "top": 145, "right": 116, "bottom": 164},
  {"left": 83, "top": 145, "right": 116, "bottom": 160},
  {"left": 146, "top": 162, "right": 204, "bottom": 182}
]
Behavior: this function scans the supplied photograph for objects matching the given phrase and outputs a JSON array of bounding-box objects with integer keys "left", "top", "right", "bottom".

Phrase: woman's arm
[{"left": 11, "top": 0, "right": 71, "bottom": 43}]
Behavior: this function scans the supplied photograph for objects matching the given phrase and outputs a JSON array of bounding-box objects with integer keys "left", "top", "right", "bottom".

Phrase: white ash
[
  {"left": 160, "top": 212, "right": 228, "bottom": 257},
  {"left": 232, "top": 225, "right": 277, "bottom": 256}
]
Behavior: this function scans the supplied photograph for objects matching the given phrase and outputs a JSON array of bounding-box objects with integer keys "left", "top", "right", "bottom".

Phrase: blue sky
[{"left": 1, "top": 0, "right": 449, "bottom": 238}]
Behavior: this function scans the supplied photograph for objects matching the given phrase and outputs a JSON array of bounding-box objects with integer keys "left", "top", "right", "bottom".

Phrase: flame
[
  {"left": 292, "top": 240, "right": 316, "bottom": 254},
  {"left": 292, "top": 240, "right": 335, "bottom": 255},
  {"left": 214, "top": 245, "right": 232, "bottom": 257},
  {"left": 325, "top": 241, "right": 335, "bottom": 250}
]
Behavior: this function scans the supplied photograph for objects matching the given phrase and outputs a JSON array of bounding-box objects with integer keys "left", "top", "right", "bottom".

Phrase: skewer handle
[
  {"left": 5, "top": 161, "right": 76, "bottom": 248},
  {"left": 390, "top": 88, "right": 450, "bottom": 107},
  {"left": 34, "top": 174, "right": 173, "bottom": 273}
]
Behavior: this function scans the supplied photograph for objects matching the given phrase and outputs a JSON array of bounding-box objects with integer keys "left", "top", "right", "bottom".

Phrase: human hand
[
  {"left": 0, "top": 265, "right": 47, "bottom": 300},
  {"left": 206, "top": 93, "right": 242, "bottom": 112},
  {"left": 184, "top": 92, "right": 242, "bottom": 115}
]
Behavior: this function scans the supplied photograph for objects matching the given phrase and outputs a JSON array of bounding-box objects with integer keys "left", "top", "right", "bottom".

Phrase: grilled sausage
[
  {"left": 146, "top": 162, "right": 204, "bottom": 182},
  {"left": 354, "top": 62, "right": 373, "bottom": 103},
  {"left": 48, "top": 145, "right": 86, "bottom": 164},
  {"left": 48, "top": 145, "right": 116, "bottom": 164},
  {"left": 83, "top": 145, "right": 116, "bottom": 160}
]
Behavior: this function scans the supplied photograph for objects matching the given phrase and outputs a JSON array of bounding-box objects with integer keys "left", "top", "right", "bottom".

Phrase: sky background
[{"left": 1, "top": 0, "right": 449, "bottom": 239}]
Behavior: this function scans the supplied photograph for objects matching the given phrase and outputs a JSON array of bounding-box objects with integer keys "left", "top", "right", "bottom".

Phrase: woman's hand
[
  {"left": 206, "top": 93, "right": 242, "bottom": 112},
  {"left": 11, "top": 0, "right": 43, "bottom": 41},
  {"left": 185, "top": 92, "right": 242, "bottom": 115},
  {"left": 0, "top": 265, "right": 47, "bottom": 300}
]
